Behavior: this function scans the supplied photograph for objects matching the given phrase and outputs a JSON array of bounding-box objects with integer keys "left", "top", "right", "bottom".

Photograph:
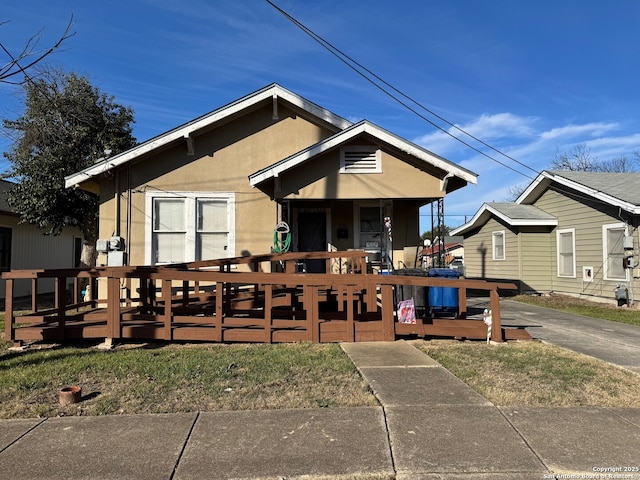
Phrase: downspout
[{"left": 114, "top": 170, "right": 120, "bottom": 237}]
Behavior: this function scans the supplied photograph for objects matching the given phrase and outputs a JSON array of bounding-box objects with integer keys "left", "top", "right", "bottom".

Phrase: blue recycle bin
[{"left": 427, "top": 268, "right": 461, "bottom": 316}]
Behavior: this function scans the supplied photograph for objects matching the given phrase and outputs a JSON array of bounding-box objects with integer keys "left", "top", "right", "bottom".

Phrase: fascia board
[
  {"left": 249, "top": 121, "right": 479, "bottom": 187},
  {"left": 518, "top": 170, "right": 640, "bottom": 214},
  {"left": 549, "top": 174, "right": 640, "bottom": 215},
  {"left": 450, "top": 203, "right": 557, "bottom": 236},
  {"left": 65, "top": 84, "right": 352, "bottom": 189},
  {"left": 450, "top": 203, "right": 490, "bottom": 236}
]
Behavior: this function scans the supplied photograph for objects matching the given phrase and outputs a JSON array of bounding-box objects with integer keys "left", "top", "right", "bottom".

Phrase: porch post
[{"left": 489, "top": 288, "right": 503, "bottom": 343}]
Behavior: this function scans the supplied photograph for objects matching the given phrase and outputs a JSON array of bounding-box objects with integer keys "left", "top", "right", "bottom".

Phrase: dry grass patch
[
  {"left": 415, "top": 339, "right": 640, "bottom": 407},
  {"left": 0, "top": 342, "right": 378, "bottom": 419}
]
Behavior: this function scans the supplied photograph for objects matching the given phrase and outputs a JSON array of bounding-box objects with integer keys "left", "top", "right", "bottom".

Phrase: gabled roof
[
  {"left": 517, "top": 170, "right": 640, "bottom": 214},
  {"left": 65, "top": 84, "right": 353, "bottom": 189},
  {"left": 422, "top": 242, "right": 463, "bottom": 255},
  {"left": 248, "top": 120, "right": 478, "bottom": 190},
  {"left": 450, "top": 202, "right": 557, "bottom": 236}
]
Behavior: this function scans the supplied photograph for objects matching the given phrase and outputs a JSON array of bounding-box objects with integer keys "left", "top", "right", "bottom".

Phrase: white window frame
[
  {"left": 602, "top": 223, "right": 628, "bottom": 281},
  {"left": 339, "top": 145, "right": 381, "bottom": 173},
  {"left": 145, "top": 191, "right": 235, "bottom": 265},
  {"left": 556, "top": 228, "right": 576, "bottom": 278},
  {"left": 492, "top": 230, "right": 505, "bottom": 261}
]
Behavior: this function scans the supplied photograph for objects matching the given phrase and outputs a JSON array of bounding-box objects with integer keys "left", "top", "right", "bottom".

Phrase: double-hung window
[
  {"left": 603, "top": 223, "right": 627, "bottom": 281},
  {"left": 556, "top": 228, "right": 575, "bottom": 277},
  {"left": 492, "top": 230, "right": 505, "bottom": 260},
  {"left": 146, "top": 192, "right": 235, "bottom": 265}
]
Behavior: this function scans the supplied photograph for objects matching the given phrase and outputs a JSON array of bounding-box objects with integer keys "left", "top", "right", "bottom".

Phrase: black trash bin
[
  {"left": 393, "top": 268, "right": 429, "bottom": 319},
  {"left": 427, "top": 268, "right": 461, "bottom": 316}
]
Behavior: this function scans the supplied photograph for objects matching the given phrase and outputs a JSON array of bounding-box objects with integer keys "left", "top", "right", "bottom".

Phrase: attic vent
[{"left": 340, "top": 146, "right": 381, "bottom": 173}]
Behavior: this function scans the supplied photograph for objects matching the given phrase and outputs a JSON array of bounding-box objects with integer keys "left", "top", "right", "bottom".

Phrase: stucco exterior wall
[
  {"left": 279, "top": 144, "right": 443, "bottom": 200},
  {"left": 97, "top": 104, "right": 337, "bottom": 266}
]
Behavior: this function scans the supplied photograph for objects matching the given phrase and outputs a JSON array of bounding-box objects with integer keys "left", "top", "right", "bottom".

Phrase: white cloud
[
  {"left": 413, "top": 112, "right": 538, "bottom": 155},
  {"left": 538, "top": 122, "right": 619, "bottom": 142}
]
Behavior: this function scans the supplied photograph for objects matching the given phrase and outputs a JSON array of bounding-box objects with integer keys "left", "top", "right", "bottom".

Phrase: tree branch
[{"left": 0, "top": 15, "right": 75, "bottom": 84}]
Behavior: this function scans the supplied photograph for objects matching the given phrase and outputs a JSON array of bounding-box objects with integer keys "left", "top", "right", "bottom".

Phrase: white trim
[
  {"left": 492, "top": 230, "right": 505, "bottom": 261},
  {"left": 65, "top": 84, "right": 352, "bottom": 189},
  {"left": 451, "top": 203, "right": 557, "bottom": 236},
  {"left": 249, "top": 120, "right": 477, "bottom": 187},
  {"left": 145, "top": 191, "right": 235, "bottom": 265},
  {"left": 556, "top": 228, "right": 576, "bottom": 278},
  {"left": 602, "top": 222, "right": 628, "bottom": 281},
  {"left": 518, "top": 171, "right": 640, "bottom": 214}
]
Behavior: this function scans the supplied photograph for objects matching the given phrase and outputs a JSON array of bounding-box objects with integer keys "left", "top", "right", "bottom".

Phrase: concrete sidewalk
[{"left": 2, "top": 340, "right": 640, "bottom": 479}]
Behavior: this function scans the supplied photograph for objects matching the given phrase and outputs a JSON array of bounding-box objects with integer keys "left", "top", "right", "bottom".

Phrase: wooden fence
[{"left": 3, "top": 251, "right": 530, "bottom": 347}]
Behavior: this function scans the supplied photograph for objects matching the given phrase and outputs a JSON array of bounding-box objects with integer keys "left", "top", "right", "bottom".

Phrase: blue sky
[{"left": 2, "top": 1, "right": 640, "bottom": 232}]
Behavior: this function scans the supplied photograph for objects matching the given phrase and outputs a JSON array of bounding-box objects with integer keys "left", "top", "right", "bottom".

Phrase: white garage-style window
[
  {"left": 146, "top": 192, "right": 235, "bottom": 265},
  {"left": 557, "top": 228, "right": 575, "bottom": 277},
  {"left": 492, "top": 230, "right": 505, "bottom": 260},
  {"left": 603, "top": 223, "right": 627, "bottom": 281}
]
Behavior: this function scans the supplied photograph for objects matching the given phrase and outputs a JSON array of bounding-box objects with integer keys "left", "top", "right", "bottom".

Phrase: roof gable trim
[
  {"left": 518, "top": 171, "right": 640, "bottom": 214},
  {"left": 249, "top": 120, "right": 478, "bottom": 187},
  {"left": 65, "top": 84, "right": 353, "bottom": 189}
]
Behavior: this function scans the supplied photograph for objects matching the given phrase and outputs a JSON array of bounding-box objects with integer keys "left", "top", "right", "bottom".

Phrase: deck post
[
  {"left": 5, "top": 279, "right": 14, "bottom": 343},
  {"left": 381, "top": 284, "right": 395, "bottom": 340},
  {"left": 107, "top": 275, "right": 121, "bottom": 340},
  {"left": 31, "top": 278, "right": 38, "bottom": 312},
  {"left": 214, "top": 281, "right": 223, "bottom": 342},
  {"left": 162, "top": 278, "right": 172, "bottom": 340},
  {"left": 264, "top": 284, "right": 273, "bottom": 343},
  {"left": 346, "top": 285, "right": 355, "bottom": 342},
  {"left": 56, "top": 276, "right": 66, "bottom": 341},
  {"left": 489, "top": 288, "right": 503, "bottom": 343},
  {"left": 457, "top": 285, "right": 467, "bottom": 319}
]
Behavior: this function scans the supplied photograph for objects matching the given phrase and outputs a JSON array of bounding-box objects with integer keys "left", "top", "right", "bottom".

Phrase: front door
[{"left": 297, "top": 210, "right": 327, "bottom": 273}]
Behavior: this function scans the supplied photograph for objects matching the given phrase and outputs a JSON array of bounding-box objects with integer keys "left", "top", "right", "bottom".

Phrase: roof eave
[
  {"left": 249, "top": 121, "right": 478, "bottom": 187},
  {"left": 65, "top": 84, "right": 353, "bottom": 189}
]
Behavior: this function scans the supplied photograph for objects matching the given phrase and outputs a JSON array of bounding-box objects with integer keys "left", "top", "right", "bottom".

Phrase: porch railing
[{"left": 3, "top": 251, "right": 528, "bottom": 346}]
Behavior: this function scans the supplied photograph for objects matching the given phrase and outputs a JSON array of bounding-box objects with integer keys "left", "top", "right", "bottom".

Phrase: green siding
[
  {"left": 463, "top": 217, "right": 519, "bottom": 281},
  {"left": 530, "top": 186, "right": 636, "bottom": 299},
  {"left": 519, "top": 228, "right": 553, "bottom": 292}
]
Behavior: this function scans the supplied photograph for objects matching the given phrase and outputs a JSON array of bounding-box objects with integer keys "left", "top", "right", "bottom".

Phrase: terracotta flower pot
[{"left": 59, "top": 386, "right": 82, "bottom": 406}]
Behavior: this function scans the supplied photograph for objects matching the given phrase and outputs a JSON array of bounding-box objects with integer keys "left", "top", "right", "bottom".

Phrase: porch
[{"left": 3, "top": 251, "right": 531, "bottom": 346}]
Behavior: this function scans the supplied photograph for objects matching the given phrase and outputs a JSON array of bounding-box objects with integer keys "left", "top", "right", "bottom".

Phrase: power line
[
  {"left": 265, "top": 0, "right": 539, "bottom": 181},
  {"left": 265, "top": 1, "right": 637, "bottom": 219}
]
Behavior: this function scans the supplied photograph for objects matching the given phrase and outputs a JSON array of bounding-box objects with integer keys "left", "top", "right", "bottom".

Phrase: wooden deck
[{"left": 3, "top": 251, "right": 531, "bottom": 346}]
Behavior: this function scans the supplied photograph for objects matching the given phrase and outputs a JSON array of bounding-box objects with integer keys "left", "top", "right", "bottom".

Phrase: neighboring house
[
  {"left": 0, "top": 180, "right": 83, "bottom": 299},
  {"left": 451, "top": 170, "right": 640, "bottom": 303},
  {"left": 421, "top": 239, "right": 464, "bottom": 269},
  {"left": 65, "top": 84, "right": 477, "bottom": 273}
]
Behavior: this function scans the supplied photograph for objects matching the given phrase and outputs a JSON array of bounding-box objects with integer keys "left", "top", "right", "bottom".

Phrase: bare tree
[
  {"left": 552, "top": 144, "right": 638, "bottom": 173},
  {"left": 598, "top": 154, "right": 637, "bottom": 173},
  {"left": 0, "top": 16, "right": 75, "bottom": 85},
  {"left": 551, "top": 144, "right": 599, "bottom": 171}
]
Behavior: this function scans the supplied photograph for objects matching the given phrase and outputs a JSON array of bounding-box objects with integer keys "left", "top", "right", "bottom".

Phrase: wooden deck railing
[{"left": 3, "top": 251, "right": 529, "bottom": 346}]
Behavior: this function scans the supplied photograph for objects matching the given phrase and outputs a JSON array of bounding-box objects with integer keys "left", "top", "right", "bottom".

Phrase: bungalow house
[
  {"left": 0, "top": 180, "right": 83, "bottom": 299},
  {"left": 64, "top": 84, "right": 477, "bottom": 274},
  {"left": 451, "top": 170, "right": 640, "bottom": 304}
]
